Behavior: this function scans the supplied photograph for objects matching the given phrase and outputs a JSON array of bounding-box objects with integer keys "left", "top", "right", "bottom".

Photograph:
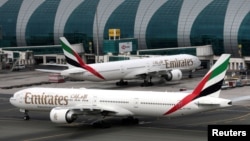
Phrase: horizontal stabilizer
[
  {"left": 35, "top": 69, "right": 62, "bottom": 73},
  {"left": 196, "top": 101, "right": 220, "bottom": 106},
  {"left": 196, "top": 97, "right": 222, "bottom": 106}
]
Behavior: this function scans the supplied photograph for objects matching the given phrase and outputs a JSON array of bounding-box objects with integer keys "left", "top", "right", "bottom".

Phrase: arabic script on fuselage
[{"left": 153, "top": 58, "right": 194, "bottom": 68}]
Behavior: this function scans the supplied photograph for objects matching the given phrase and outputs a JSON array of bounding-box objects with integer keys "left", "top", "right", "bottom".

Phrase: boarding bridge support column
[{"left": 43, "top": 56, "right": 46, "bottom": 64}]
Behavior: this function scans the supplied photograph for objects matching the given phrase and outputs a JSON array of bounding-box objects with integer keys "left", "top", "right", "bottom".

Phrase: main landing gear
[
  {"left": 92, "top": 120, "right": 111, "bottom": 128},
  {"left": 92, "top": 113, "right": 112, "bottom": 128},
  {"left": 24, "top": 114, "right": 30, "bottom": 120},
  {"left": 92, "top": 114, "right": 139, "bottom": 128},
  {"left": 188, "top": 70, "right": 193, "bottom": 78},
  {"left": 116, "top": 79, "right": 128, "bottom": 86},
  {"left": 141, "top": 75, "right": 153, "bottom": 87},
  {"left": 122, "top": 116, "right": 139, "bottom": 125}
]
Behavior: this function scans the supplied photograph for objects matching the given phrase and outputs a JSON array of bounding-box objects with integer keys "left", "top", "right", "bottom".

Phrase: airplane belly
[
  {"left": 84, "top": 71, "right": 122, "bottom": 81},
  {"left": 132, "top": 105, "right": 169, "bottom": 117},
  {"left": 165, "top": 103, "right": 199, "bottom": 117},
  {"left": 83, "top": 74, "right": 104, "bottom": 81},
  {"left": 68, "top": 73, "right": 85, "bottom": 81}
]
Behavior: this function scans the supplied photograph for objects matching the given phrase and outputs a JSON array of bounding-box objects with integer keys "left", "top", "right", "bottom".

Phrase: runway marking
[
  {"left": 0, "top": 108, "right": 18, "bottom": 112},
  {"left": 139, "top": 126, "right": 206, "bottom": 133},
  {"left": 0, "top": 118, "right": 28, "bottom": 122},
  {"left": 0, "top": 99, "right": 10, "bottom": 105},
  {"left": 223, "top": 109, "right": 250, "bottom": 113},
  {"left": 23, "top": 132, "right": 75, "bottom": 141},
  {"left": 187, "top": 113, "right": 250, "bottom": 126}
]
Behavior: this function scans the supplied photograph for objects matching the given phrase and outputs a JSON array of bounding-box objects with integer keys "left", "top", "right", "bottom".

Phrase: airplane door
[
  {"left": 147, "top": 62, "right": 151, "bottom": 72},
  {"left": 134, "top": 98, "right": 139, "bottom": 108},
  {"left": 120, "top": 65, "right": 125, "bottom": 74},
  {"left": 92, "top": 96, "right": 97, "bottom": 107},
  {"left": 19, "top": 95, "right": 23, "bottom": 104}
]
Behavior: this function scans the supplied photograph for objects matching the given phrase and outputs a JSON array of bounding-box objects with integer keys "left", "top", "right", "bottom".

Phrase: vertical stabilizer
[
  {"left": 165, "top": 54, "right": 231, "bottom": 115},
  {"left": 60, "top": 37, "right": 105, "bottom": 80},
  {"left": 192, "top": 54, "right": 231, "bottom": 98}
]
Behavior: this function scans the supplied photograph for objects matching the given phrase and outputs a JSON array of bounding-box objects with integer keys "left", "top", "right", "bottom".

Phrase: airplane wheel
[
  {"left": 133, "top": 118, "right": 139, "bottom": 124},
  {"left": 24, "top": 116, "right": 30, "bottom": 120},
  {"left": 141, "top": 82, "right": 153, "bottom": 87},
  {"left": 122, "top": 117, "right": 139, "bottom": 125},
  {"left": 117, "top": 81, "right": 128, "bottom": 86},
  {"left": 122, "top": 118, "right": 129, "bottom": 125},
  {"left": 116, "top": 82, "right": 121, "bottom": 86},
  {"left": 92, "top": 120, "right": 111, "bottom": 128}
]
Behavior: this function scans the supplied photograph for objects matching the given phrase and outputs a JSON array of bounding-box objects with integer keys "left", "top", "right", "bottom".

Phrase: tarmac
[
  {"left": 0, "top": 68, "right": 199, "bottom": 94},
  {"left": 1, "top": 69, "right": 250, "bottom": 141},
  {"left": 0, "top": 70, "right": 50, "bottom": 91},
  {"left": 1, "top": 68, "right": 250, "bottom": 97}
]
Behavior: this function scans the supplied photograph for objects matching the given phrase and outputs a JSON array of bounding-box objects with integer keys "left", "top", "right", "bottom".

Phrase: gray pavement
[
  {"left": 1, "top": 69, "right": 250, "bottom": 141},
  {"left": 1, "top": 69, "right": 250, "bottom": 99}
]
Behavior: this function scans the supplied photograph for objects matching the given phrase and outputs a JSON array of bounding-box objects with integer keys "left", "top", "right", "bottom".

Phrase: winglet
[
  {"left": 60, "top": 37, "right": 105, "bottom": 80},
  {"left": 165, "top": 54, "right": 231, "bottom": 115}
]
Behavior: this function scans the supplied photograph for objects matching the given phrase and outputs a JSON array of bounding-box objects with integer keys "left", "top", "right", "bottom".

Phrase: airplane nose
[
  {"left": 198, "top": 59, "right": 201, "bottom": 65},
  {"left": 9, "top": 97, "right": 15, "bottom": 105},
  {"left": 195, "top": 57, "right": 201, "bottom": 66},
  {"left": 9, "top": 96, "right": 18, "bottom": 107}
]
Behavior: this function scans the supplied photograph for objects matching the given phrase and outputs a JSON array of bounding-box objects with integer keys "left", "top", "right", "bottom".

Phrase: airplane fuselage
[
  {"left": 10, "top": 87, "right": 231, "bottom": 118},
  {"left": 61, "top": 54, "right": 200, "bottom": 81}
]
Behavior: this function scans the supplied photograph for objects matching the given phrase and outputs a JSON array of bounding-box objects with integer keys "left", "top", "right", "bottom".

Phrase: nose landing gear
[{"left": 20, "top": 109, "right": 30, "bottom": 120}]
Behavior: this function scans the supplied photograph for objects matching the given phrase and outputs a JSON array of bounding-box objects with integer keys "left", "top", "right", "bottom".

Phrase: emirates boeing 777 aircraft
[
  {"left": 10, "top": 54, "right": 232, "bottom": 127},
  {"left": 37, "top": 37, "right": 201, "bottom": 86}
]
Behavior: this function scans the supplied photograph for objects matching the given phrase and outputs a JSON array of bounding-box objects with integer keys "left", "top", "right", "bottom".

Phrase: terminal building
[{"left": 0, "top": 0, "right": 250, "bottom": 71}]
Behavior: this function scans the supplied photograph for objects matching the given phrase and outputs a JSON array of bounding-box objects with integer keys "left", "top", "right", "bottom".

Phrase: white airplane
[
  {"left": 37, "top": 37, "right": 201, "bottom": 86},
  {"left": 10, "top": 54, "right": 232, "bottom": 127}
]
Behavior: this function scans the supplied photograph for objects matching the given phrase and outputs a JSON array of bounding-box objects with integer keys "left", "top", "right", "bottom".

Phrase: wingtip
[
  {"left": 59, "top": 36, "right": 65, "bottom": 40},
  {"left": 59, "top": 37, "right": 67, "bottom": 43}
]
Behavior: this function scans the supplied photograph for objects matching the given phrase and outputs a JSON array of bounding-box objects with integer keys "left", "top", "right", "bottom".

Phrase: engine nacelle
[
  {"left": 162, "top": 69, "right": 182, "bottom": 81},
  {"left": 50, "top": 108, "right": 77, "bottom": 124}
]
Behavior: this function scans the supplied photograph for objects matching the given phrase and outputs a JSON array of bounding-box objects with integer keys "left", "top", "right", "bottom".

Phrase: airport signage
[{"left": 119, "top": 42, "right": 132, "bottom": 53}]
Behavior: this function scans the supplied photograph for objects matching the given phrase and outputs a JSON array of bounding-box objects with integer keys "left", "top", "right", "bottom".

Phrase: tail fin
[
  {"left": 192, "top": 54, "right": 231, "bottom": 98},
  {"left": 59, "top": 37, "right": 105, "bottom": 80},
  {"left": 60, "top": 37, "right": 86, "bottom": 69},
  {"left": 165, "top": 54, "right": 230, "bottom": 115}
]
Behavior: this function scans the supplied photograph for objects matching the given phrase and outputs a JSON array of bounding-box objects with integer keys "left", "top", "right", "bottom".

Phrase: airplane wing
[
  {"left": 59, "top": 104, "right": 134, "bottom": 117},
  {"left": 196, "top": 100, "right": 221, "bottom": 106},
  {"left": 153, "top": 69, "right": 171, "bottom": 75},
  {"left": 124, "top": 68, "right": 174, "bottom": 79},
  {"left": 123, "top": 69, "right": 150, "bottom": 79},
  {"left": 35, "top": 64, "right": 68, "bottom": 73},
  {"left": 43, "top": 63, "right": 68, "bottom": 67},
  {"left": 196, "top": 97, "right": 224, "bottom": 106}
]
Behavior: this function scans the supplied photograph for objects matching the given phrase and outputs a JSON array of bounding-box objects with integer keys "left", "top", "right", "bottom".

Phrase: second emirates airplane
[
  {"left": 10, "top": 54, "right": 232, "bottom": 127},
  {"left": 38, "top": 37, "right": 201, "bottom": 86}
]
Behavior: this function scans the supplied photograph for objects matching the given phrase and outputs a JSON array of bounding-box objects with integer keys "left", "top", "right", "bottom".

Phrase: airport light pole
[
  {"left": 95, "top": 2, "right": 100, "bottom": 63},
  {"left": 238, "top": 44, "right": 242, "bottom": 57}
]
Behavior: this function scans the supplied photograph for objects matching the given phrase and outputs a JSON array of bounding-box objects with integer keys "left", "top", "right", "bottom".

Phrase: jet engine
[
  {"left": 50, "top": 108, "right": 77, "bottom": 124},
  {"left": 162, "top": 69, "right": 182, "bottom": 81}
]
